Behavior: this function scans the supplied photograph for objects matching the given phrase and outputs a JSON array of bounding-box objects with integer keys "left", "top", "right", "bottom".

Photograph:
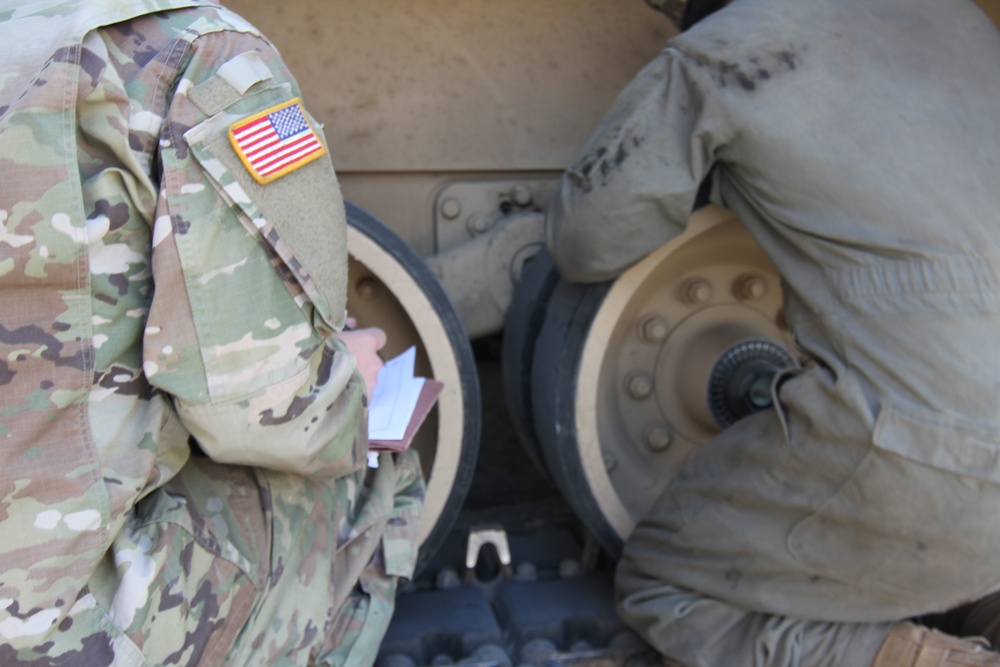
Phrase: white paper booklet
[{"left": 367, "top": 346, "right": 426, "bottom": 441}]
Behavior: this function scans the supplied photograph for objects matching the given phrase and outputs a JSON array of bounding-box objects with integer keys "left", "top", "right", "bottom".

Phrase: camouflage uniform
[
  {"left": 0, "top": 1, "right": 424, "bottom": 664},
  {"left": 547, "top": 0, "right": 1000, "bottom": 665}
]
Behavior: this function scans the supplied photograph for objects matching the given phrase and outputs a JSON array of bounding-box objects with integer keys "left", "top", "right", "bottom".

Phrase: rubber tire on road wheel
[
  {"left": 346, "top": 201, "right": 481, "bottom": 572},
  {"left": 501, "top": 248, "right": 562, "bottom": 478},
  {"left": 530, "top": 278, "right": 621, "bottom": 554}
]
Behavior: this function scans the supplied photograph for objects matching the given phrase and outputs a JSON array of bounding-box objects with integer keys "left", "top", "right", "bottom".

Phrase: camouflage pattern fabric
[{"left": 0, "top": 1, "right": 424, "bottom": 664}]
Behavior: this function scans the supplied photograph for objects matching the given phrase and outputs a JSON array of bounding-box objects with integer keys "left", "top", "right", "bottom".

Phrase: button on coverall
[
  {"left": 0, "top": 1, "right": 423, "bottom": 664},
  {"left": 545, "top": 0, "right": 1000, "bottom": 665}
]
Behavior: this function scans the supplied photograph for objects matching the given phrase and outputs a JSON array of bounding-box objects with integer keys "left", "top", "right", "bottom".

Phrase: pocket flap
[
  {"left": 183, "top": 86, "right": 349, "bottom": 334},
  {"left": 874, "top": 403, "right": 1000, "bottom": 482}
]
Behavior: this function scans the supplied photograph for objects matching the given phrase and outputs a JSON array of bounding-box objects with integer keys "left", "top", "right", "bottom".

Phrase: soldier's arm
[
  {"left": 143, "top": 12, "right": 369, "bottom": 479},
  {"left": 545, "top": 47, "right": 728, "bottom": 283}
]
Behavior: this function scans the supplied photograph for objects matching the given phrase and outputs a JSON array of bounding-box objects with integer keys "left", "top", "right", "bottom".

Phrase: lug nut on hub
[
  {"left": 626, "top": 372, "right": 654, "bottom": 400},
  {"left": 680, "top": 277, "right": 713, "bottom": 306},
  {"left": 645, "top": 425, "right": 673, "bottom": 452},
  {"left": 638, "top": 315, "right": 669, "bottom": 344},
  {"left": 734, "top": 273, "right": 768, "bottom": 301}
]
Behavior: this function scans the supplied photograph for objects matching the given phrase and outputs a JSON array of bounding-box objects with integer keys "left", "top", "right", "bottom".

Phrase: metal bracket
[
  {"left": 465, "top": 526, "right": 513, "bottom": 582},
  {"left": 426, "top": 211, "right": 544, "bottom": 338}
]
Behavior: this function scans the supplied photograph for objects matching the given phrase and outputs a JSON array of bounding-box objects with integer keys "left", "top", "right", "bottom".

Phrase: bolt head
[
  {"left": 681, "top": 278, "right": 713, "bottom": 306},
  {"left": 734, "top": 274, "right": 767, "bottom": 302},
  {"left": 639, "top": 315, "right": 669, "bottom": 344},
  {"left": 467, "top": 213, "right": 493, "bottom": 235},
  {"left": 645, "top": 426, "right": 673, "bottom": 452},
  {"left": 440, "top": 197, "right": 462, "bottom": 220},
  {"left": 356, "top": 278, "right": 380, "bottom": 301},
  {"left": 510, "top": 184, "right": 533, "bottom": 206},
  {"left": 627, "top": 373, "right": 654, "bottom": 400}
]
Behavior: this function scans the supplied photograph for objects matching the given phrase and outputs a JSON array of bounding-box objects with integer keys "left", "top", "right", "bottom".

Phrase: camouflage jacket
[{"left": 0, "top": 0, "right": 368, "bottom": 651}]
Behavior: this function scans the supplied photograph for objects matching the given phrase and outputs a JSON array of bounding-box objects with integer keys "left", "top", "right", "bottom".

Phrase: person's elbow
[
  {"left": 544, "top": 173, "right": 626, "bottom": 284},
  {"left": 544, "top": 189, "right": 666, "bottom": 285},
  {"left": 545, "top": 227, "right": 623, "bottom": 284}
]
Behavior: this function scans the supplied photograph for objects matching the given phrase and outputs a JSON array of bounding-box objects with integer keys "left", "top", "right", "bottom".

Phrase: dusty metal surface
[
  {"left": 427, "top": 210, "right": 545, "bottom": 339},
  {"left": 223, "top": 0, "right": 674, "bottom": 250},
  {"left": 225, "top": 0, "right": 672, "bottom": 172}
]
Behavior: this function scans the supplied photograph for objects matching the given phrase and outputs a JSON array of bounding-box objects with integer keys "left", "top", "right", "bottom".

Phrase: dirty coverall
[
  {"left": 546, "top": 0, "right": 1000, "bottom": 665},
  {"left": 0, "top": 1, "right": 424, "bottom": 664}
]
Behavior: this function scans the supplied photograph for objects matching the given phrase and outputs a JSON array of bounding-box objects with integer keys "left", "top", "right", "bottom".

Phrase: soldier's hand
[{"left": 334, "top": 326, "right": 387, "bottom": 396}]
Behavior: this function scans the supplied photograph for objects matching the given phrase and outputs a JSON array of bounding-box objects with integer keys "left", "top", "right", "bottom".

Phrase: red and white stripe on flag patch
[{"left": 228, "top": 98, "right": 327, "bottom": 184}]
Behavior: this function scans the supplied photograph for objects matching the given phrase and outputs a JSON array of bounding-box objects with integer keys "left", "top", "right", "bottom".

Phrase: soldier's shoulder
[{"left": 136, "top": 2, "right": 265, "bottom": 43}]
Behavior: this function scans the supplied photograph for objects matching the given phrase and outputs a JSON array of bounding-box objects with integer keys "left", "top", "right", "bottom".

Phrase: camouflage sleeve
[{"left": 143, "top": 10, "right": 367, "bottom": 479}]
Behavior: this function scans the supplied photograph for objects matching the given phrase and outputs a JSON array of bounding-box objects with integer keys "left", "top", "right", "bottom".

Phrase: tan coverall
[{"left": 545, "top": 0, "right": 1000, "bottom": 665}]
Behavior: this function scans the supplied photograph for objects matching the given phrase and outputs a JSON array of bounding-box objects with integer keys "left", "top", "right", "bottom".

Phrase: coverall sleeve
[
  {"left": 143, "top": 25, "right": 367, "bottom": 479},
  {"left": 546, "top": 47, "right": 730, "bottom": 283}
]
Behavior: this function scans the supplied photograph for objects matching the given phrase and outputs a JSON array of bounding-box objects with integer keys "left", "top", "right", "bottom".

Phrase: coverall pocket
[
  {"left": 871, "top": 404, "right": 1000, "bottom": 483},
  {"left": 787, "top": 403, "right": 1000, "bottom": 611}
]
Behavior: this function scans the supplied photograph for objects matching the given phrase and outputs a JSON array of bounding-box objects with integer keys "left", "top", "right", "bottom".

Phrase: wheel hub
[
  {"left": 707, "top": 339, "right": 796, "bottom": 428},
  {"left": 518, "top": 205, "right": 799, "bottom": 555}
]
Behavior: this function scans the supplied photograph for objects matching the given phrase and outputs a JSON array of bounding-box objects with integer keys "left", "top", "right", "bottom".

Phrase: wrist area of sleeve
[{"left": 175, "top": 337, "right": 369, "bottom": 479}]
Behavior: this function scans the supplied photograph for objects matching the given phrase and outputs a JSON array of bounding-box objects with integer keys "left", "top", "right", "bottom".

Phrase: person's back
[
  {"left": 545, "top": 1, "right": 1000, "bottom": 665},
  {"left": 0, "top": 2, "right": 423, "bottom": 663},
  {"left": 551, "top": 0, "right": 1000, "bottom": 427},
  {"left": 0, "top": 1, "right": 197, "bottom": 651},
  {"left": 674, "top": 0, "right": 1000, "bottom": 422}
]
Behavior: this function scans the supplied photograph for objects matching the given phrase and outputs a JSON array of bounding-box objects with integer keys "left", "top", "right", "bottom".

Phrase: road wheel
[
  {"left": 529, "top": 205, "right": 795, "bottom": 556},
  {"left": 501, "top": 247, "right": 562, "bottom": 477},
  {"left": 346, "top": 202, "right": 481, "bottom": 571}
]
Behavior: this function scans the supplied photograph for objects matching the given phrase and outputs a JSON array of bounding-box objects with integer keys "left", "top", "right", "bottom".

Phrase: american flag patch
[{"left": 228, "top": 98, "right": 326, "bottom": 184}]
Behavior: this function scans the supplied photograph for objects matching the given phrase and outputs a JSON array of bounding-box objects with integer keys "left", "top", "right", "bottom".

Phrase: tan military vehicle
[{"left": 225, "top": 2, "right": 1000, "bottom": 664}]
